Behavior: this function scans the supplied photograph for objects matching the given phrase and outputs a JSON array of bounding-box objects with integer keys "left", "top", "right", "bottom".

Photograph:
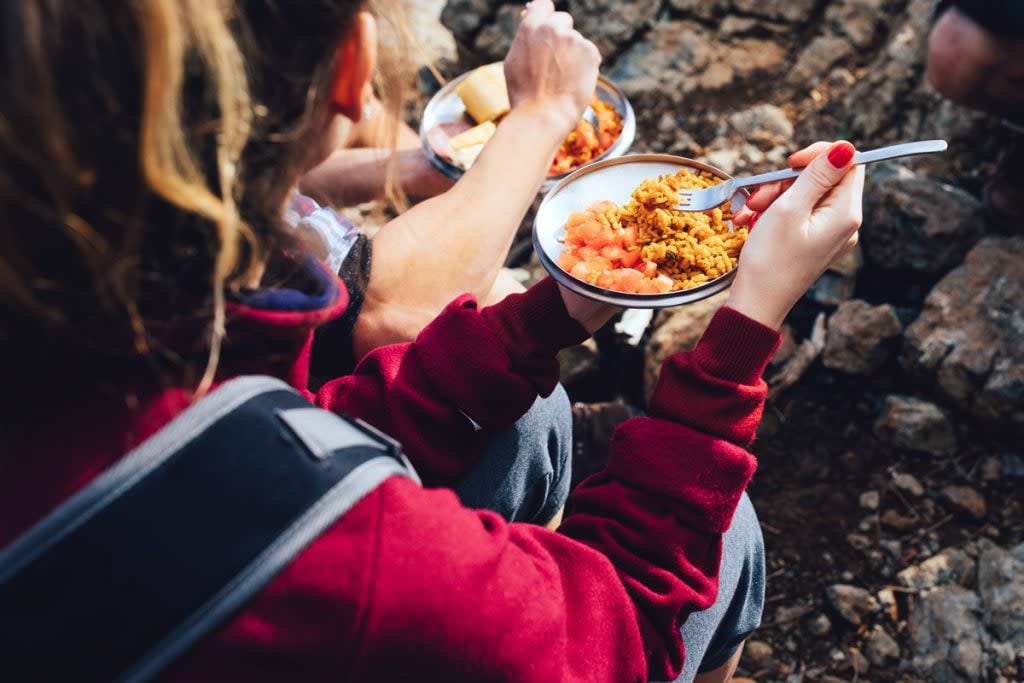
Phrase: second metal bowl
[{"left": 419, "top": 65, "right": 636, "bottom": 191}]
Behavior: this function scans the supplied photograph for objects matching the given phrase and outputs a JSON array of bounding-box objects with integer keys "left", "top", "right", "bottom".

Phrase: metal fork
[{"left": 675, "top": 140, "right": 949, "bottom": 212}]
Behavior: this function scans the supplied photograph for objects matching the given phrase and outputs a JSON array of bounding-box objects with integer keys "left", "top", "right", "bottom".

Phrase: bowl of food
[
  {"left": 533, "top": 154, "right": 751, "bottom": 308},
  {"left": 420, "top": 62, "right": 636, "bottom": 189}
]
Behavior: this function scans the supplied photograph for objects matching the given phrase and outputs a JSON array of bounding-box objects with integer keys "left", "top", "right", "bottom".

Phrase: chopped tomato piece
[
  {"left": 558, "top": 251, "right": 581, "bottom": 273},
  {"left": 620, "top": 250, "right": 642, "bottom": 268}
]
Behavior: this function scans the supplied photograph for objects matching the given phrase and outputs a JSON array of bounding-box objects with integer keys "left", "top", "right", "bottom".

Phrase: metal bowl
[
  {"left": 419, "top": 64, "right": 636, "bottom": 191},
  {"left": 533, "top": 154, "right": 750, "bottom": 309}
]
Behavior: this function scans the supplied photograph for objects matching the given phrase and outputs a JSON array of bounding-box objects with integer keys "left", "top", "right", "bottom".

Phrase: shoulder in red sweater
[{"left": 2, "top": 261, "right": 779, "bottom": 682}]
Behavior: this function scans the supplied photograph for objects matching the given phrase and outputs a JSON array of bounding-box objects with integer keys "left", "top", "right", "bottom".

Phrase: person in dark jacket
[{"left": 928, "top": 0, "right": 1024, "bottom": 220}]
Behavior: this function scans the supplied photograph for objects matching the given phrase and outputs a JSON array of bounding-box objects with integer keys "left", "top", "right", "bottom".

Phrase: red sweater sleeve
[
  {"left": 342, "top": 308, "right": 778, "bottom": 682},
  {"left": 314, "top": 278, "right": 587, "bottom": 486},
  {"left": 560, "top": 306, "right": 780, "bottom": 679}
]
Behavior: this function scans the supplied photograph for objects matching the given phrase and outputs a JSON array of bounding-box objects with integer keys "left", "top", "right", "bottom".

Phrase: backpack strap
[{"left": 0, "top": 376, "right": 418, "bottom": 683}]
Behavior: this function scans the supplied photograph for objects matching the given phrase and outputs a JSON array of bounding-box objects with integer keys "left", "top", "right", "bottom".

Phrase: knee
[
  {"left": 530, "top": 384, "right": 572, "bottom": 478},
  {"left": 927, "top": 8, "right": 995, "bottom": 102},
  {"left": 524, "top": 385, "right": 573, "bottom": 522}
]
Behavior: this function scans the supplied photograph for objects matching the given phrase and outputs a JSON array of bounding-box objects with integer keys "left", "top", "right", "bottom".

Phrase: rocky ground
[{"left": 395, "top": 1, "right": 1024, "bottom": 681}]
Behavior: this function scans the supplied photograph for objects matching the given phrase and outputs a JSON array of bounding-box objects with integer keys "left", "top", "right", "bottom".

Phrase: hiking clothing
[{"left": 1, "top": 258, "right": 780, "bottom": 682}]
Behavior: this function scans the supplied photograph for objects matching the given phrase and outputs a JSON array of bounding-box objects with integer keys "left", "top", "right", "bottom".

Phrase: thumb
[{"left": 783, "top": 141, "right": 856, "bottom": 212}]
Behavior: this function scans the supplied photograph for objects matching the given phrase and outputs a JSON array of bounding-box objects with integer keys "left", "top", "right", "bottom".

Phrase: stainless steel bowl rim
[
  {"left": 419, "top": 67, "right": 637, "bottom": 186},
  {"left": 533, "top": 153, "right": 748, "bottom": 309}
]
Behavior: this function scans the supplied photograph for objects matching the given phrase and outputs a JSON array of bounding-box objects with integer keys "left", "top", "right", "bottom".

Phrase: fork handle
[{"left": 731, "top": 140, "right": 949, "bottom": 189}]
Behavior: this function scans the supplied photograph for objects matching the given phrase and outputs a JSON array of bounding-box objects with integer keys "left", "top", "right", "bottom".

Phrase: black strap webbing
[{"left": 0, "top": 376, "right": 415, "bottom": 683}]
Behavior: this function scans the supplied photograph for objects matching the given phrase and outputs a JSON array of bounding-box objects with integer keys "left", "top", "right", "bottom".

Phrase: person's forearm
[
  {"left": 299, "top": 147, "right": 454, "bottom": 206},
  {"left": 369, "top": 106, "right": 565, "bottom": 306},
  {"left": 559, "top": 307, "right": 780, "bottom": 679}
]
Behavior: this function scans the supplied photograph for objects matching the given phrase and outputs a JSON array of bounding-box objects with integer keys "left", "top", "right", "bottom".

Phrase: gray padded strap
[
  {"left": 121, "top": 454, "right": 407, "bottom": 683},
  {"left": 0, "top": 376, "right": 294, "bottom": 582}
]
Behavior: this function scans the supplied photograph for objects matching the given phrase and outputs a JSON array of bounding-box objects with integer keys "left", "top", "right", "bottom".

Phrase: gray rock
[
  {"left": 847, "top": 533, "right": 872, "bottom": 551},
  {"left": 808, "top": 613, "right": 832, "bottom": 636},
  {"left": 981, "top": 456, "right": 1002, "bottom": 482},
  {"left": 892, "top": 472, "right": 925, "bottom": 497},
  {"left": 826, "top": 584, "right": 877, "bottom": 625},
  {"left": 977, "top": 541, "right": 1024, "bottom": 647},
  {"left": 703, "top": 148, "right": 741, "bottom": 175},
  {"left": 731, "top": 0, "right": 817, "bottom": 23},
  {"left": 727, "top": 104, "right": 794, "bottom": 142},
  {"left": 788, "top": 35, "right": 855, "bottom": 87},
  {"left": 704, "top": 38, "right": 787, "bottom": 89},
  {"left": 774, "top": 601, "right": 813, "bottom": 625},
  {"left": 865, "top": 625, "right": 901, "bottom": 666},
  {"left": 897, "top": 547, "right": 975, "bottom": 592},
  {"left": 667, "top": 0, "right": 725, "bottom": 21},
  {"left": 881, "top": 509, "right": 919, "bottom": 531},
  {"left": 719, "top": 15, "right": 760, "bottom": 35},
  {"left": 807, "top": 272, "right": 856, "bottom": 306},
  {"left": 879, "top": 538, "right": 903, "bottom": 559},
  {"left": 570, "top": 0, "right": 660, "bottom": 57},
  {"left": 848, "top": 648, "right": 870, "bottom": 675},
  {"left": 873, "top": 395, "right": 957, "bottom": 457},
  {"left": 441, "top": 0, "right": 498, "bottom": 43},
  {"left": 859, "top": 490, "right": 881, "bottom": 511},
  {"left": 743, "top": 639, "right": 775, "bottom": 670},
  {"left": 908, "top": 584, "right": 985, "bottom": 681},
  {"left": 862, "top": 166, "right": 985, "bottom": 274},
  {"left": 940, "top": 486, "right": 987, "bottom": 521},
  {"left": 610, "top": 21, "right": 786, "bottom": 98},
  {"left": 845, "top": 0, "right": 935, "bottom": 140},
  {"left": 826, "top": 0, "right": 888, "bottom": 48},
  {"left": 609, "top": 20, "right": 713, "bottom": 98},
  {"left": 902, "top": 237, "right": 1024, "bottom": 428},
  {"left": 824, "top": 300, "right": 903, "bottom": 375},
  {"left": 644, "top": 291, "right": 729, "bottom": 399},
  {"left": 473, "top": 4, "right": 521, "bottom": 61}
]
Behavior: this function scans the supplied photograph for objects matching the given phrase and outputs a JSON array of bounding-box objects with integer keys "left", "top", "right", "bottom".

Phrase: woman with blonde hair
[{"left": 0, "top": 1, "right": 864, "bottom": 681}]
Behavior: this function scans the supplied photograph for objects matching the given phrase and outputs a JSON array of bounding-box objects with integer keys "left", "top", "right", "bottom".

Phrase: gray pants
[{"left": 453, "top": 386, "right": 766, "bottom": 681}]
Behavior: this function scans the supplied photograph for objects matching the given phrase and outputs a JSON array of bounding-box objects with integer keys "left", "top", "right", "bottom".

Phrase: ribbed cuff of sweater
[
  {"left": 692, "top": 306, "right": 781, "bottom": 385},
  {"left": 414, "top": 278, "right": 587, "bottom": 431}
]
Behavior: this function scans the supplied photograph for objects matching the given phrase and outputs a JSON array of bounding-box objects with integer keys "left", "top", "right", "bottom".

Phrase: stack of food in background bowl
[{"left": 420, "top": 62, "right": 636, "bottom": 188}]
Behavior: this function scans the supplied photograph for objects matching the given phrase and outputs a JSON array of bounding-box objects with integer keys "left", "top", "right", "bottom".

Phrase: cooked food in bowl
[
  {"left": 550, "top": 100, "right": 624, "bottom": 176},
  {"left": 425, "top": 63, "right": 624, "bottom": 177},
  {"left": 557, "top": 169, "right": 748, "bottom": 294}
]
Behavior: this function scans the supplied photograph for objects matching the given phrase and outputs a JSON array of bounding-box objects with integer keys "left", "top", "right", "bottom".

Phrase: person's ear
[{"left": 330, "top": 12, "right": 378, "bottom": 121}]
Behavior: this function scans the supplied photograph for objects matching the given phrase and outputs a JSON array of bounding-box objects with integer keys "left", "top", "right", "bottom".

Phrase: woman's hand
[
  {"left": 727, "top": 140, "right": 865, "bottom": 330},
  {"left": 504, "top": 0, "right": 601, "bottom": 136},
  {"left": 558, "top": 285, "right": 620, "bottom": 335}
]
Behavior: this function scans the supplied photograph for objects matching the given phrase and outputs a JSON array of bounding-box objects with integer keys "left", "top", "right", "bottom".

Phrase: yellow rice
[{"left": 622, "top": 169, "right": 747, "bottom": 291}]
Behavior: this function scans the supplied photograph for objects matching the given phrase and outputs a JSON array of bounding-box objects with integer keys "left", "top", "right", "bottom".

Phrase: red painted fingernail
[
  {"left": 749, "top": 213, "right": 761, "bottom": 230},
  {"left": 827, "top": 141, "right": 854, "bottom": 168}
]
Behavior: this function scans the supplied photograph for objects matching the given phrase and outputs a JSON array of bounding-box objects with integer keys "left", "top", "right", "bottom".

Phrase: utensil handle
[{"left": 732, "top": 139, "right": 949, "bottom": 189}]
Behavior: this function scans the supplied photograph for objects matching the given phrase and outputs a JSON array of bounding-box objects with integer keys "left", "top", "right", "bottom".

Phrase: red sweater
[{"left": 0, "top": 265, "right": 779, "bottom": 682}]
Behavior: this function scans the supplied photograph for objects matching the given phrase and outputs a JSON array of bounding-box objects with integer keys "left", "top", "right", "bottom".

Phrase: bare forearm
[
  {"left": 299, "top": 147, "right": 453, "bottom": 206},
  {"left": 371, "top": 107, "right": 564, "bottom": 303}
]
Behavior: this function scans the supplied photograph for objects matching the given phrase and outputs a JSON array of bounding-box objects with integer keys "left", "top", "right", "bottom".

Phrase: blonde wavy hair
[{"left": 0, "top": 0, "right": 413, "bottom": 393}]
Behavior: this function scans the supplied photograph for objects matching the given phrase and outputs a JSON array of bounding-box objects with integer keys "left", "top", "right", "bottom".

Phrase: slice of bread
[
  {"left": 448, "top": 121, "right": 497, "bottom": 151},
  {"left": 455, "top": 63, "right": 510, "bottom": 124}
]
